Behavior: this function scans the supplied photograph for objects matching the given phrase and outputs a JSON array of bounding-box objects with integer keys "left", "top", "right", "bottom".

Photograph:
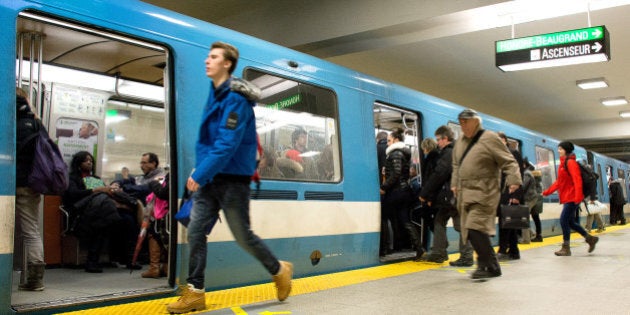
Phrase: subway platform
[{"left": 64, "top": 224, "right": 630, "bottom": 315}]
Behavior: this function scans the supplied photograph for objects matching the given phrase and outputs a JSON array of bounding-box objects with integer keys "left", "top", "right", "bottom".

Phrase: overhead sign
[{"left": 496, "top": 26, "right": 610, "bottom": 71}]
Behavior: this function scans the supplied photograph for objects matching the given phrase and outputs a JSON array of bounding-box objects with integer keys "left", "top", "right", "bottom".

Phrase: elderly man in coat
[{"left": 451, "top": 109, "right": 522, "bottom": 280}]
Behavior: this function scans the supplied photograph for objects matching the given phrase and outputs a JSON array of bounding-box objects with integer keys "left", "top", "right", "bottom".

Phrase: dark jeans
[
  {"left": 187, "top": 179, "right": 280, "bottom": 290},
  {"left": 560, "top": 202, "right": 588, "bottom": 242}
]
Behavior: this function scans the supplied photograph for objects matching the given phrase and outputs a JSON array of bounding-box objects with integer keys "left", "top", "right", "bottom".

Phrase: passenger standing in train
[
  {"left": 15, "top": 88, "right": 46, "bottom": 291},
  {"left": 167, "top": 42, "right": 293, "bottom": 314},
  {"left": 380, "top": 128, "right": 420, "bottom": 256},
  {"left": 524, "top": 158, "right": 544, "bottom": 242},
  {"left": 542, "top": 141, "right": 599, "bottom": 256},
  {"left": 141, "top": 173, "right": 169, "bottom": 278},
  {"left": 377, "top": 131, "right": 392, "bottom": 256},
  {"left": 421, "top": 126, "right": 474, "bottom": 266},
  {"left": 496, "top": 132, "right": 524, "bottom": 260},
  {"left": 609, "top": 178, "right": 626, "bottom": 225},
  {"left": 451, "top": 109, "right": 521, "bottom": 279}
]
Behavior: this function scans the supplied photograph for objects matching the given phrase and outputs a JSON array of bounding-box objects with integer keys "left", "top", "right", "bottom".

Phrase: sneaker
[
  {"left": 166, "top": 284, "right": 206, "bottom": 314},
  {"left": 449, "top": 258, "right": 473, "bottom": 267},
  {"left": 272, "top": 261, "right": 293, "bottom": 301}
]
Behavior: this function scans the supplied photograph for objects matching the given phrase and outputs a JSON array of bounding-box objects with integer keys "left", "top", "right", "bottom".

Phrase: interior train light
[
  {"left": 601, "top": 96, "right": 628, "bottom": 106},
  {"left": 619, "top": 111, "right": 630, "bottom": 118},
  {"left": 576, "top": 77, "right": 608, "bottom": 89}
]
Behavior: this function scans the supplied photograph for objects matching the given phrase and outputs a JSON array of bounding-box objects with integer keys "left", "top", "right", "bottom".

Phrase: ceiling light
[
  {"left": 620, "top": 111, "right": 630, "bottom": 118},
  {"left": 601, "top": 97, "right": 628, "bottom": 106},
  {"left": 576, "top": 78, "right": 608, "bottom": 90}
]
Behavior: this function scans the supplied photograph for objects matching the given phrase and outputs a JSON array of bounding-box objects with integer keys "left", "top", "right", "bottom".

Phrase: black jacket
[
  {"left": 381, "top": 143, "right": 411, "bottom": 192},
  {"left": 16, "top": 101, "right": 38, "bottom": 187},
  {"left": 420, "top": 143, "right": 454, "bottom": 208}
]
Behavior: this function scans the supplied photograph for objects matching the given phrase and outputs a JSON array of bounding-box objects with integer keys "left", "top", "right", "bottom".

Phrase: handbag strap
[{"left": 459, "top": 129, "right": 485, "bottom": 164}]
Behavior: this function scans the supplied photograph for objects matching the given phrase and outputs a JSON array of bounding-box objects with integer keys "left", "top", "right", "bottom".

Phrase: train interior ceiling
[{"left": 14, "top": 13, "right": 172, "bottom": 311}]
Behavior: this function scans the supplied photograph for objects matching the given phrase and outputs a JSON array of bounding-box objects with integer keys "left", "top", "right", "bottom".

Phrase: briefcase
[{"left": 500, "top": 204, "right": 530, "bottom": 229}]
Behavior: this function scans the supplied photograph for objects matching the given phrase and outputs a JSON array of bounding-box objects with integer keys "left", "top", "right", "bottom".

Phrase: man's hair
[
  {"left": 376, "top": 131, "right": 388, "bottom": 141},
  {"left": 211, "top": 41, "right": 239, "bottom": 74},
  {"left": 421, "top": 137, "right": 437, "bottom": 152},
  {"left": 143, "top": 152, "right": 159, "bottom": 167},
  {"left": 435, "top": 125, "right": 454, "bottom": 141},
  {"left": 497, "top": 131, "right": 508, "bottom": 142},
  {"left": 291, "top": 128, "right": 307, "bottom": 146}
]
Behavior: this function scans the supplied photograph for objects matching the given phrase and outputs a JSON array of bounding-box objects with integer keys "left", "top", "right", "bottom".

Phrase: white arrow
[
  {"left": 592, "top": 28, "right": 602, "bottom": 38},
  {"left": 592, "top": 42, "right": 603, "bottom": 52}
]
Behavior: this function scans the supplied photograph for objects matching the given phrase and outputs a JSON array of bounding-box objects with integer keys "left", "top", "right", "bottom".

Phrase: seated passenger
[
  {"left": 259, "top": 147, "right": 283, "bottom": 179},
  {"left": 285, "top": 128, "right": 308, "bottom": 163},
  {"left": 63, "top": 151, "right": 139, "bottom": 272},
  {"left": 112, "top": 152, "right": 165, "bottom": 203}
]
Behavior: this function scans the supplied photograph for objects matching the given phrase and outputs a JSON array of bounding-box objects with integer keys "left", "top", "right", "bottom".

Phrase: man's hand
[
  {"left": 187, "top": 177, "right": 200, "bottom": 192},
  {"left": 508, "top": 184, "right": 520, "bottom": 194}
]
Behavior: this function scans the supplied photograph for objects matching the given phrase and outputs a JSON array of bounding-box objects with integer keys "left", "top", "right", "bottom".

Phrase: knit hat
[{"left": 558, "top": 141, "right": 574, "bottom": 154}]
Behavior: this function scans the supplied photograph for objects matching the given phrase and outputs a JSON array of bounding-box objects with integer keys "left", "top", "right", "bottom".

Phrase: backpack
[
  {"left": 565, "top": 159, "right": 599, "bottom": 200},
  {"left": 19, "top": 120, "right": 69, "bottom": 195}
]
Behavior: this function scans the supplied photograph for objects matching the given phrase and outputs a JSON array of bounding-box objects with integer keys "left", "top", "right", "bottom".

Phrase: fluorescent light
[
  {"left": 620, "top": 111, "right": 630, "bottom": 118},
  {"left": 601, "top": 97, "right": 628, "bottom": 106},
  {"left": 576, "top": 78, "right": 608, "bottom": 90}
]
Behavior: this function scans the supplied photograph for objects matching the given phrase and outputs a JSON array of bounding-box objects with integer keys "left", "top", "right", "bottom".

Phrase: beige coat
[{"left": 451, "top": 126, "right": 522, "bottom": 241}]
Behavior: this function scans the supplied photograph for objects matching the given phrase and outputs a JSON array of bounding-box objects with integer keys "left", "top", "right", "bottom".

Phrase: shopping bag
[
  {"left": 500, "top": 203, "right": 530, "bottom": 229},
  {"left": 584, "top": 200, "right": 607, "bottom": 214}
]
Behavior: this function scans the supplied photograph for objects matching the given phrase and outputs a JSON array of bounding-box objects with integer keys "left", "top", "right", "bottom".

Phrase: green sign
[
  {"left": 265, "top": 94, "right": 301, "bottom": 110},
  {"left": 496, "top": 26, "right": 605, "bottom": 53}
]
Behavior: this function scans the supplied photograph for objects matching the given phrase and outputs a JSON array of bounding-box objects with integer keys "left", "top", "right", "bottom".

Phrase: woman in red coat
[{"left": 542, "top": 141, "right": 599, "bottom": 256}]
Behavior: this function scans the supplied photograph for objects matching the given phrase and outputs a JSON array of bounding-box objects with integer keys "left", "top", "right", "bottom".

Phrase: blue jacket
[{"left": 192, "top": 78, "right": 257, "bottom": 185}]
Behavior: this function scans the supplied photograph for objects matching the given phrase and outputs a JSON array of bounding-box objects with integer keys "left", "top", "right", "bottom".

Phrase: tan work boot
[
  {"left": 272, "top": 261, "right": 293, "bottom": 301},
  {"left": 166, "top": 284, "right": 206, "bottom": 314},
  {"left": 554, "top": 244, "right": 571, "bottom": 256},
  {"left": 585, "top": 235, "right": 599, "bottom": 253}
]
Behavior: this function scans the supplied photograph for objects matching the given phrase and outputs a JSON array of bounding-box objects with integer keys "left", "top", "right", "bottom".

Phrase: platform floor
[{"left": 62, "top": 224, "right": 630, "bottom": 315}]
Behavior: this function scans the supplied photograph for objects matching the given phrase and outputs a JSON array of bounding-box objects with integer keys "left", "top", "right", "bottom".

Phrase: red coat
[{"left": 543, "top": 154, "right": 583, "bottom": 204}]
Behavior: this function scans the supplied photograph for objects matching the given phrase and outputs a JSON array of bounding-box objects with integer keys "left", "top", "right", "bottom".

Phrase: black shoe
[
  {"left": 126, "top": 263, "right": 142, "bottom": 270},
  {"left": 85, "top": 262, "right": 103, "bottom": 273},
  {"left": 531, "top": 236, "right": 543, "bottom": 242},
  {"left": 425, "top": 254, "right": 447, "bottom": 263},
  {"left": 471, "top": 268, "right": 501, "bottom": 279},
  {"left": 508, "top": 254, "right": 520, "bottom": 260},
  {"left": 449, "top": 258, "right": 474, "bottom": 267}
]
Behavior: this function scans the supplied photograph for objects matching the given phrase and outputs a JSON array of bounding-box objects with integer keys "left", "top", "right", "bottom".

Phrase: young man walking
[{"left": 167, "top": 42, "right": 293, "bottom": 314}]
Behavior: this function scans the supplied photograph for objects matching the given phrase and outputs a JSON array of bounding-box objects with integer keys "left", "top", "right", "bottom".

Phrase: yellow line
[{"left": 58, "top": 224, "right": 626, "bottom": 315}]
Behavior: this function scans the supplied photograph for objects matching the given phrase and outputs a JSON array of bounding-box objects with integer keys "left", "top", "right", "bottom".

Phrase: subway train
[{"left": 2, "top": 0, "right": 630, "bottom": 313}]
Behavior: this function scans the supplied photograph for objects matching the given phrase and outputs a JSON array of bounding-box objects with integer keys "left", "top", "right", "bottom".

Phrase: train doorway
[{"left": 14, "top": 11, "right": 172, "bottom": 312}]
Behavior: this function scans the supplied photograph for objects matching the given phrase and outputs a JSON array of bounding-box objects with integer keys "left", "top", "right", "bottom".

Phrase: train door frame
[
  {"left": 13, "top": 10, "right": 175, "bottom": 311},
  {"left": 373, "top": 102, "right": 421, "bottom": 259}
]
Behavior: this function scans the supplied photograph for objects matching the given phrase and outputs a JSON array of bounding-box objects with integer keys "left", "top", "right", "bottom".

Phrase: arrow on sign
[
  {"left": 592, "top": 42, "right": 603, "bottom": 52},
  {"left": 592, "top": 28, "right": 602, "bottom": 38}
]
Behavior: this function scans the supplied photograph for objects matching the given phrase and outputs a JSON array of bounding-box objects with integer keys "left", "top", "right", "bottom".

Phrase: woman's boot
[
  {"left": 142, "top": 235, "right": 162, "bottom": 278},
  {"left": 554, "top": 242, "right": 571, "bottom": 256}
]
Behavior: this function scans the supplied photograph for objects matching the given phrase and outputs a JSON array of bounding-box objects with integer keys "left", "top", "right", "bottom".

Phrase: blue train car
[{"left": 2, "top": 0, "right": 629, "bottom": 313}]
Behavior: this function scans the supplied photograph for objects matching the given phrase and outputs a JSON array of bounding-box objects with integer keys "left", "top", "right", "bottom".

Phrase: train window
[
  {"left": 243, "top": 69, "right": 340, "bottom": 182},
  {"left": 15, "top": 12, "right": 170, "bottom": 309},
  {"left": 535, "top": 146, "right": 556, "bottom": 190}
]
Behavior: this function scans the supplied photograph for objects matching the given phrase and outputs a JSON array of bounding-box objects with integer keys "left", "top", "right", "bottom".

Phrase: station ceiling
[{"left": 143, "top": 0, "right": 630, "bottom": 162}]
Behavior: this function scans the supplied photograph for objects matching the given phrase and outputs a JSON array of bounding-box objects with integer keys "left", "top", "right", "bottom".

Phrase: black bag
[{"left": 500, "top": 204, "right": 530, "bottom": 229}]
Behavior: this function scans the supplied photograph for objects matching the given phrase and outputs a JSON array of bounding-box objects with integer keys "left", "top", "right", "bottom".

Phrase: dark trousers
[{"left": 468, "top": 229, "right": 500, "bottom": 271}]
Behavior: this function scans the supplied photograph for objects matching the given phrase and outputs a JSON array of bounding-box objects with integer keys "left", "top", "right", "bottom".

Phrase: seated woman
[{"left": 62, "top": 151, "right": 139, "bottom": 272}]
